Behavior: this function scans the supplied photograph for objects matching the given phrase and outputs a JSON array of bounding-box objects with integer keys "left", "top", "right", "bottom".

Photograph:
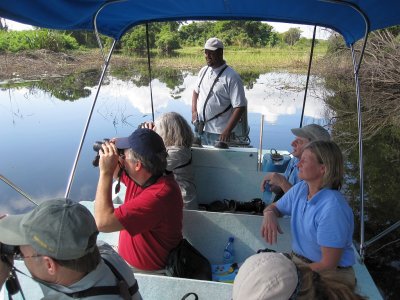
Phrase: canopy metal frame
[{"left": 58, "top": 0, "right": 397, "bottom": 263}]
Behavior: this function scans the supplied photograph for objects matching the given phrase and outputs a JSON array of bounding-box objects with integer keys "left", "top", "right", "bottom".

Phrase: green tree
[
  {"left": 178, "top": 22, "right": 214, "bottom": 46},
  {"left": 283, "top": 28, "right": 302, "bottom": 46},
  {"left": 155, "top": 28, "right": 180, "bottom": 53}
]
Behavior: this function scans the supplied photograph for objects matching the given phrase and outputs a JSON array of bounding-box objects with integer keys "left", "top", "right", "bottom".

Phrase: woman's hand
[
  {"left": 260, "top": 206, "right": 283, "bottom": 244},
  {"left": 140, "top": 122, "right": 155, "bottom": 130}
]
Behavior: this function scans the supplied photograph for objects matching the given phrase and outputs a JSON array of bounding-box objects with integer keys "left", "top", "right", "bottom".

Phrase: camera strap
[
  {"left": 114, "top": 163, "right": 125, "bottom": 194},
  {"left": 202, "top": 65, "right": 228, "bottom": 124}
]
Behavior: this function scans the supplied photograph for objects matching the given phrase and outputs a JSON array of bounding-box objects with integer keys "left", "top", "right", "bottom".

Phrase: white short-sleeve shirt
[{"left": 194, "top": 63, "right": 247, "bottom": 134}]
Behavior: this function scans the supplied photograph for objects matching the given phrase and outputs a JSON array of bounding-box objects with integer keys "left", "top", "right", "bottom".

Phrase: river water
[
  {"left": 0, "top": 68, "right": 398, "bottom": 299},
  {"left": 0, "top": 70, "right": 331, "bottom": 212}
]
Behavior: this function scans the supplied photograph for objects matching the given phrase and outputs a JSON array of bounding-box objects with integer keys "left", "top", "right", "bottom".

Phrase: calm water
[{"left": 0, "top": 70, "right": 330, "bottom": 213}]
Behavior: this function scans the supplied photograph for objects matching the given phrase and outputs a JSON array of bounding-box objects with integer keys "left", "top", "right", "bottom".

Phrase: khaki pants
[{"left": 291, "top": 254, "right": 356, "bottom": 288}]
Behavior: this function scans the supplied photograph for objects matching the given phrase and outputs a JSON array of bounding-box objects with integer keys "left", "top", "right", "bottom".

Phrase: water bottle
[{"left": 223, "top": 237, "right": 235, "bottom": 264}]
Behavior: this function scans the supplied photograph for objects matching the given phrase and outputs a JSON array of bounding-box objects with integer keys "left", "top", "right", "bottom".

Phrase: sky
[{"left": 5, "top": 20, "right": 330, "bottom": 39}]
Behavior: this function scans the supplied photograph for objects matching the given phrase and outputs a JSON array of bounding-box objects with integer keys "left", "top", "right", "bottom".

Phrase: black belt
[{"left": 291, "top": 252, "right": 352, "bottom": 269}]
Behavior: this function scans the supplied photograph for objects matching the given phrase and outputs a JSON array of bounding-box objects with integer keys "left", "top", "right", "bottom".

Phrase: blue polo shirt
[
  {"left": 284, "top": 157, "right": 300, "bottom": 186},
  {"left": 276, "top": 181, "right": 355, "bottom": 267}
]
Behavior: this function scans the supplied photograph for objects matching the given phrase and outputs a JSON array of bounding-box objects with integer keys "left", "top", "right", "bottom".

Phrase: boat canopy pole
[
  {"left": 0, "top": 174, "right": 38, "bottom": 206},
  {"left": 93, "top": 0, "right": 126, "bottom": 63},
  {"left": 365, "top": 221, "right": 400, "bottom": 248},
  {"left": 348, "top": 5, "right": 369, "bottom": 263},
  {"left": 299, "top": 25, "right": 317, "bottom": 128},
  {"left": 146, "top": 23, "right": 155, "bottom": 122},
  {"left": 65, "top": 1, "right": 125, "bottom": 198},
  {"left": 350, "top": 44, "right": 366, "bottom": 262},
  {"left": 258, "top": 115, "right": 264, "bottom": 171},
  {"left": 65, "top": 40, "right": 117, "bottom": 198},
  {"left": 325, "top": 0, "right": 370, "bottom": 262}
]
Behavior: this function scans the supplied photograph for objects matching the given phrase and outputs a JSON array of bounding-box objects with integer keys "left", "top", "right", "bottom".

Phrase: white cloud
[
  {"left": 266, "top": 22, "right": 331, "bottom": 40},
  {"left": 4, "top": 20, "right": 33, "bottom": 31}
]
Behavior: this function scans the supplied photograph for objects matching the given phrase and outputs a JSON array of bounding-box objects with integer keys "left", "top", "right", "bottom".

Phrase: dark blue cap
[{"left": 115, "top": 128, "right": 166, "bottom": 159}]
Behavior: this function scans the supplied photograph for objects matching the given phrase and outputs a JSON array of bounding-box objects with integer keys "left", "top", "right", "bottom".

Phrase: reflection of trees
[
  {"left": 33, "top": 69, "right": 100, "bottom": 101},
  {"left": 320, "top": 30, "right": 400, "bottom": 299},
  {"left": 239, "top": 71, "right": 261, "bottom": 89},
  {"left": 0, "top": 69, "right": 101, "bottom": 101},
  {"left": 111, "top": 62, "right": 185, "bottom": 91}
]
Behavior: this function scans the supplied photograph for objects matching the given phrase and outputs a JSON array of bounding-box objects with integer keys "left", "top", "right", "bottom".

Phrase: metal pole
[
  {"left": 0, "top": 174, "right": 37, "bottom": 206},
  {"left": 258, "top": 114, "right": 264, "bottom": 171},
  {"left": 64, "top": 40, "right": 117, "bottom": 198},
  {"left": 146, "top": 23, "right": 155, "bottom": 122},
  {"left": 299, "top": 25, "right": 317, "bottom": 128},
  {"left": 350, "top": 44, "right": 366, "bottom": 262}
]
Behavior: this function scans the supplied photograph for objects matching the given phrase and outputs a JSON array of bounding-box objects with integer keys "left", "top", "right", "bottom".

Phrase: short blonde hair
[
  {"left": 303, "top": 140, "right": 344, "bottom": 190},
  {"left": 155, "top": 112, "right": 193, "bottom": 148}
]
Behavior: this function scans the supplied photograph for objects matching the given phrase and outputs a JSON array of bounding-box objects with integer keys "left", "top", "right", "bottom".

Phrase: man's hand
[
  {"left": 191, "top": 111, "right": 198, "bottom": 124},
  {"left": 219, "top": 129, "right": 231, "bottom": 142},
  {"left": 260, "top": 173, "right": 272, "bottom": 192},
  {"left": 99, "top": 141, "right": 119, "bottom": 177},
  {"left": 192, "top": 91, "right": 199, "bottom": 123}
]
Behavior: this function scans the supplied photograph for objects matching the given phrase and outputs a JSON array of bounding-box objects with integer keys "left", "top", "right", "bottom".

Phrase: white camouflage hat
[
  {"left": 291, "top": 124, "right": 330, "bottom": 141},
  {"left": 232, "top": 252, "right": 298, "bottom": 300},
  {"left": 204, "top": 37, "right": 224, "bottom": 50}
]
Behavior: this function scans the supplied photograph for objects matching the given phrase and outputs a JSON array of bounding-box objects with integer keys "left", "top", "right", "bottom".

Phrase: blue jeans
[{"left": 199, "top": 132, "right": 220, "bottom": 146}]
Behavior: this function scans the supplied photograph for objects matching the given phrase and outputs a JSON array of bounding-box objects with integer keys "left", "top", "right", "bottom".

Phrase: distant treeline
[{"left": 0, "top": 20, "right": 328, "bottom": 53}]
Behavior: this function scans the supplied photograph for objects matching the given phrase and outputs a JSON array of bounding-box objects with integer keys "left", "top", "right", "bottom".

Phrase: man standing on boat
[
  {"left": 192, "top": 37, "right": 248, "bottom": 146},
  {"left": 94, "top": 128, "right": 183, "bottom": 273},
  {"left": 261, "top": 124, "right": 330, "bottom": 201}
]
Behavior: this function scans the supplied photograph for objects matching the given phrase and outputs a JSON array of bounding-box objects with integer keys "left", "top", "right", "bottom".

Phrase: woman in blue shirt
[{"left": 260, "top": 140, "right": 356, "bottom": 286}]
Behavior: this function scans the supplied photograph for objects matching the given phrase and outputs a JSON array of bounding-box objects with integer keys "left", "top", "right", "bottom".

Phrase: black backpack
[{"left": 165, "top": 238, "right": 212, "bottom": 281}]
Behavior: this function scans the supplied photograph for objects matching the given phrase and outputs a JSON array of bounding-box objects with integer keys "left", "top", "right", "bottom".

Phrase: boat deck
[{"left": 1, "top": 146, "right": 383, "bottom": 299}]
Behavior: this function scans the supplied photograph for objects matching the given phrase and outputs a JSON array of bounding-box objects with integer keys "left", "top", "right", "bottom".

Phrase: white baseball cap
[
  {"left": 204, "top": 37, "right": 224, "bottom": 50},
  {"left": 291, "top": 124, "right": 330, "bottom": 141},
  {"left": 232, "top": 252, "right": 298, "bottom": 300}
]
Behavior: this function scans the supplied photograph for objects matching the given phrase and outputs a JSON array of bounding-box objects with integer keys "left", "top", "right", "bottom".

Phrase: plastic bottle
[{"left": 223, "top": 237, "right": 235, "bottom": 264}]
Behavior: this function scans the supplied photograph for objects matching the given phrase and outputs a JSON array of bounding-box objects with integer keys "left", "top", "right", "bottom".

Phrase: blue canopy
[{"left": 1, "top": 0, "right": 399, "bottom": 46}]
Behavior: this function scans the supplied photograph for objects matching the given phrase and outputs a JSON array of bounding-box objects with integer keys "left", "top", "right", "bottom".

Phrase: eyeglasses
[{"left": 14, "top": 252, "right": 43, "bottom": 260}]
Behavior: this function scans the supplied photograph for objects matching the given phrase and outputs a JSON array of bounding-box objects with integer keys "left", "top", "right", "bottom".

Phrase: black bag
[{"left": 165, "top": 238, "right": 212, "bottom": 280}]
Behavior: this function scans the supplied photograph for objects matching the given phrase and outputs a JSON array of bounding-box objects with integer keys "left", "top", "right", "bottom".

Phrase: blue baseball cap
[{"left": 115, "top": 128, "right": 166, "bottom": 159}]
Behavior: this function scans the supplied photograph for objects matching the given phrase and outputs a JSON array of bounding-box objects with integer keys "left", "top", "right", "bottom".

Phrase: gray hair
[
  {"left": 303, "top": 140, "right": 344, "bottom": 190},
  {"left": 126, "top": 148, "right": 167, "bottom": 175},
  {"left": 155, "top": 112, "right": 193, "bottom": 147}
]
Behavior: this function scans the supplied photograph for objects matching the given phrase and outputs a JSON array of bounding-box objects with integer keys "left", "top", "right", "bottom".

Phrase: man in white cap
[
  {"left": 260, "top": 124, "right": 330, "bottom": 201},
  {"left": 191, "top": 37, "right": 248, "bottom": 146}
]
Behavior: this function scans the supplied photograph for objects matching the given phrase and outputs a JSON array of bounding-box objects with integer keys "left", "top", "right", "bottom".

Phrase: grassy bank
[
  {"left": 0, "top": 44, "right": 327, "bottom": 81},
  {"left": 143, "top": 45, "right": 327, "bottom": 73}
]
